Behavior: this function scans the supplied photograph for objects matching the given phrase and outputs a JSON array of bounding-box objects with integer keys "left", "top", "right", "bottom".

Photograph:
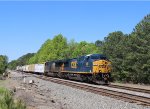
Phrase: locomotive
[{"left": 17, "top": 54, "right": 111, "bottom": 84}]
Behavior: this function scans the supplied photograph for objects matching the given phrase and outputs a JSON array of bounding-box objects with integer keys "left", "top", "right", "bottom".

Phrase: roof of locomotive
[
  {"left": 45, "top": 54, "right": 107, "bottom": 63},
  {"left": 45, "top": 58, "right": 76, "bottom": 63},
  {"left": 86, "top": 54, "right": 105, "bottom": 57}
]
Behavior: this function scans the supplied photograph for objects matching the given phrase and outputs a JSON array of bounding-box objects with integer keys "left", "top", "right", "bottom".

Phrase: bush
[
  {"left": 0, "top": 55, "right": 8, "bottom": 74},
  {"left": 0, "top": 87, "right": 26, "bottom": 109}
]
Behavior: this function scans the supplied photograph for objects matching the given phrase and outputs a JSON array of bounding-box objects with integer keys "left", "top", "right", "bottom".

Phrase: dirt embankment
[{"left": 0, "top": 72, "right": 64, "bottom": 109}]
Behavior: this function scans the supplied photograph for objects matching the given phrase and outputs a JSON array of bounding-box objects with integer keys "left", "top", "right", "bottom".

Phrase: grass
[
  {"left": 0, "top": 87, "right": 26, "bottom": 109},
  {"left": 0, "top": 87, "right": 7, "bottom": 93},
  {"left": 0, "top": 79, "right": 9, "bottom": 88}
]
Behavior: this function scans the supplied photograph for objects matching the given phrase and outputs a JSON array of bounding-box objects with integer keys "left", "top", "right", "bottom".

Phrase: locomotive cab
[{"left": 76, "top": 54, "right": 111, "bottom": 84}]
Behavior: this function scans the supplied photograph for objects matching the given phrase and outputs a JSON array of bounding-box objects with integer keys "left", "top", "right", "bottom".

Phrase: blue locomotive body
[{"left": 44, "top": 54, "right": 111, "bottom": 84}]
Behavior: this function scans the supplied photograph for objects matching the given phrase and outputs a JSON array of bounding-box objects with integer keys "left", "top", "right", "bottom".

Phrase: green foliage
[
  {"left": 29, "top": 34, "right": 68, "bottom": 63},
  {"left": 68, "top": 41, "right": 99, "bottom": 58},
  {"left": 0, "top": 87, "right": 26, "bottom": 109},
  {"left": 17, "top": 53, "right": 35, "bottom": 65},
  {"left": 64, "top": 39, "right": 78, "bottom": 58},
  {"left": 101, "top": 31, "right": 126, "bottom": 81},
  {"left": 29, "top": 34, "right": 99, "bottom": 64},
  {"left": 8, "top": 60, "right": 18, "bottom": 70},
  {"left": 98, "top": 14, "right": 150, "bottom": 84},
  {"left": 8, "top": 53, "right": 35, "bottom": 70},
  {"left": 0, "top": 55, "right": 8, "bottom": 74}
]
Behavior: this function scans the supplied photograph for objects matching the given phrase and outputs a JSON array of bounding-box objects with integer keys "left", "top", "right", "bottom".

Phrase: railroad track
[
  {"left": 108, "top": 84, "right": 150, "bottom": 94},
  {"left": 32, "top": 75, "right": 150, "bottom": 106}
]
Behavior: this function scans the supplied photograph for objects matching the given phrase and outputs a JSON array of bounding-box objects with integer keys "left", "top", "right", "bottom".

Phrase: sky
[{"left": 0, "top": 1, "right": 150, "bottom": 61}]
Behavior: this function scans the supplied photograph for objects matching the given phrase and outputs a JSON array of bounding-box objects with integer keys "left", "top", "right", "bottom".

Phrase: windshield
[{"left": 99, "top": 56, "right": 107, "bottom": 60}]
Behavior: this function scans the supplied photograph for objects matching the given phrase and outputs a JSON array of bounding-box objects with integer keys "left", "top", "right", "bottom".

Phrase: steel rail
[
  {"left": 108, "top": 84, "right": 150, "bottom": 94},
  {"left": 34, "top": 75, "right": 150, "bottom": 106}
]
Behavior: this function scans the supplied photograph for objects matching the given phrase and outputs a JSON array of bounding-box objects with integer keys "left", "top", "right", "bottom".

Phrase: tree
[
  {"left": 69, "top": 41, "right": 99, "bottom": 58},
  {"left": 64, "top": 39, "right": 78, "bottom": 59},
  {"left": 8, "top": 53, "right": 35, "bottom": 70},
  {"left": 101, "top": 31, "right": 126, "bottom": 81},
  {"left": 0, "top": 55, "right": 8, "bottom": 74},
  {"left": 29, "top": 34, "right": 100, "bottom": 64},
  {"left": 29, "top": 34, "right": 68, "bottom": 63},
  {"left": 97, "top": 14, "right": 150, "bottom": 84},
  {"left": 127, "top": 14, "right": 150, "bottom": 84},
  {"left": 8, "top": 60, "right": 18, "bottom": 70}
]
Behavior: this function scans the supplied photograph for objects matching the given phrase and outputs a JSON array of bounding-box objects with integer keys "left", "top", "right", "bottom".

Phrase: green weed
[{"left": 0, "top": 87, "right": 26, "bottom": 109}]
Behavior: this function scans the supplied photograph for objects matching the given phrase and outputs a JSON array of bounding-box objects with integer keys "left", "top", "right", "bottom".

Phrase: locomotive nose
[{"left": 93, "top": 60, "right": 111, "bottom": 73}]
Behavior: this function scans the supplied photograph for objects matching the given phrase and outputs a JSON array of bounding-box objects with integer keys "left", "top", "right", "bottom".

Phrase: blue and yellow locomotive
[{"left": 45, "top": 54, "right": 111, "bottom": 84}]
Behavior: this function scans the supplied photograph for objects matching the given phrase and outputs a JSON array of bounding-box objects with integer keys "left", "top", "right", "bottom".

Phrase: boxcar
[
  {"left": 34, "top": 64, "right": 44, "bottom": 74},
  {"left": 28, "top": 64, "right": 35, "bottom": 73}
]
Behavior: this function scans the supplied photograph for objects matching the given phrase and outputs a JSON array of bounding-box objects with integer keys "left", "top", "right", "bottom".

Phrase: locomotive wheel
[
  {"left": 77, "top": 74, "right": 84, "bottom": 82},
  {"left": 58, "top": 72, "right": 63, "bottom": 78},
  {"left": 53, "top": 72, "right": 57, "bottom": 77}
]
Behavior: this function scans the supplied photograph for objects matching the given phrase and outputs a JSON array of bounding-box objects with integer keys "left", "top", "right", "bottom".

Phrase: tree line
[
  {"left": 7, "top": 14, "right": 150, "bottom": 84},
  {"left": 99, "top": 14, "right": 150, "bottom": 84},
  {"left": 8, "top": 53, "right": 35, "bottom": 70}
]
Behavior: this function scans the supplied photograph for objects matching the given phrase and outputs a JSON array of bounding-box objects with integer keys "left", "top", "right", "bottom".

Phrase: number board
[{"left": 71, "top": 61, "right": 77, "bottom": 68}]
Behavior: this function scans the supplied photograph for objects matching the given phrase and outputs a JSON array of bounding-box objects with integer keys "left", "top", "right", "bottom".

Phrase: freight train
[{"left": 16, "top": 54, "right": 111, "bottom": 84}]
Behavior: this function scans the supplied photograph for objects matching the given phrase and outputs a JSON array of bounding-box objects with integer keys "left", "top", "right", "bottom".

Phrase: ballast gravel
[{"left": 11, "top": 71, "right": 150, "bottom": 109}]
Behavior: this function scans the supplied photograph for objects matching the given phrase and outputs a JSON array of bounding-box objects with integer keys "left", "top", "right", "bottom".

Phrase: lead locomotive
[{"left": 44, "top": 54, "right": 111, "bottom": 84}]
